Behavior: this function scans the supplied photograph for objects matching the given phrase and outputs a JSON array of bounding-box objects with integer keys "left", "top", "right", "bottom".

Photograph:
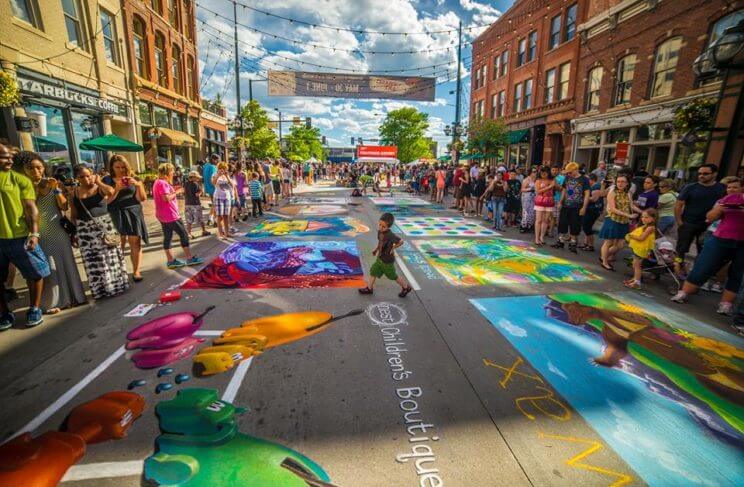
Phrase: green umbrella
[{"left": 79, "top": 133, "right": 144, "bottom": 152}]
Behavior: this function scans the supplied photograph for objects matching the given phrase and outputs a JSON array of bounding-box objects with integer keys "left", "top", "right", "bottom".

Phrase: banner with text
[
  {"left": 268, "top": 71, "right": 436, "bottom": 101},
  {"left": 357, "top": 145, "right": 398, "bottom": 158}
]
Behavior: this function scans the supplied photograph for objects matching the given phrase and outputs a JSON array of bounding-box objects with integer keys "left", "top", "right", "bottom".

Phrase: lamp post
[
  {"left": 274, "top": 108, "right": 283, "bottom": 154},
  {"left": 444, "top": 122, "right": 466, "bottom": 163},
  {"left": 692, "top": 22, "right": 744, "bottom": 176}
]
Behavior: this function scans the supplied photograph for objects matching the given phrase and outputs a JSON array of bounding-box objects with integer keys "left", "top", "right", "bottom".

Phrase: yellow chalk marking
[
  {"left": 538, "top": 433, "right": 634, "bottom": 486},
  {"left": 515, "top": 386, "right": 572, "bottom": 422},
  {"left": 483, "top": 357, "right": 544, "bottom": 389}
]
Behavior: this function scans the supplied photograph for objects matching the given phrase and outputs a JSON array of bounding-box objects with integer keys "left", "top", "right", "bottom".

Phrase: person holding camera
[
  {"left": 17, "top": 151, "right": 85, "bottom": 315},
  {"left": 103, "top": 155, "right": 148, "bottom": 282},
  {"left": 69, "top": 164, "right": 130, "bottom": 300}
]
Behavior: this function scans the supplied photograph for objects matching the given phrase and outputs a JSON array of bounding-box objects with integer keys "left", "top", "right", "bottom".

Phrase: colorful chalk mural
[
  {"left": 413, "top": 238, "right": 599, "bottom": 286},
  {"left": 0, "top": 391, "right": 145, "bottom": 487},
  {"left": 471, "top": 293, "right": 744, "bottom": 486},
  {"left": 278, "top": 204, "right": 347, "bottom": 216},
  {"left": 395, "top": 216, "right": 500, "bottom": 237},
  {"left": 369, "top": 197, "right": 431, "bottom": 206},
  {"left": 194, "top": 309, "right": 364, "bottom": 376},
  {"left": 288, "top": 197, "right": 349, "bottom": 205},
  {"left": 145, "top": 388, "right": 333, "bottom": 486},
  {"left": 247, "top": 217, "right": 369, "bottom": 239},
  {"left": 181, "top": 241, "right": 365, "bottom": 289}
]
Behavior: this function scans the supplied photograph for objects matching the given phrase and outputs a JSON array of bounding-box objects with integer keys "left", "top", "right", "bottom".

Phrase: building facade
[
  {"left": 122, "top": 0, "right": 200, "bottom": 169},
  {"left": 572, "top": 0, "right": 743, "bottom": 176},
  {"left": 470, "top": 0, "right": 585, "bottom": 167},
  {"left": 200, "top": 103, "right": 228, "bottom": 162},
  {"left": 0, "top": 0, "right": 137, "bottom": 170}
]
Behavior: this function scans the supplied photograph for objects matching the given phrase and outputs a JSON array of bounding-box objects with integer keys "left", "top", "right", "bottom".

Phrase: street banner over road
[{"left": 268, "top": 71, "right": 436, "bottom": 101}]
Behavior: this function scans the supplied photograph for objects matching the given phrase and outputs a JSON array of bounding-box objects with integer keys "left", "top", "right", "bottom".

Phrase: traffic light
[
  {"left": 350, "top": 137, "right": 355, "bottom": 145},
  {"left": 305, "top": 117, "right": 312, "bottom": 128},
  {"left": 292, "top": 116, "right": 301, "bottom": 126},
  {"left": 322, "top": 136, "right": 327, "bottom": 145}
]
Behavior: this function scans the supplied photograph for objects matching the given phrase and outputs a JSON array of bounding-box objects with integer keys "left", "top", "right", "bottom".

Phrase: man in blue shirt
[{"left": 202, "top": 154, "right": 218, "bottom": 197}]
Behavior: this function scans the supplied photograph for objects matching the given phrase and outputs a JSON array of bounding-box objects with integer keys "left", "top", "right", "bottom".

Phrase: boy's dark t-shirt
[
  {"left": 184, "top": 181, "right": 201, "bottom": 206},
  {"left": 377, "top": 229, "right": 401, "bottom": 264}
]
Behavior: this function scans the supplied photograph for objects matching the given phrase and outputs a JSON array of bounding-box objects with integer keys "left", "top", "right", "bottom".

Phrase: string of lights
[
  {"left": 222, "top": 0, "right": 492, "bottom": 35},
  {"left": 197, "top": 20, "right": 471, "bottom": 76},
  {"left": 197, "top": 3, "right": 458, "bottom": 55}
]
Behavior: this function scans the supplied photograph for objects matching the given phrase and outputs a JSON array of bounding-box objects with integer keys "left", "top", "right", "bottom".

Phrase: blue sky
[{"left": 195, "top": 0, "right": 514, "bottom": 155}]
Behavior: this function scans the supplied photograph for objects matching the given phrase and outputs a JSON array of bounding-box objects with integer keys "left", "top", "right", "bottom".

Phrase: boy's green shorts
[{"left": 370, "top": 258, "right": 398, "bottom": 280}]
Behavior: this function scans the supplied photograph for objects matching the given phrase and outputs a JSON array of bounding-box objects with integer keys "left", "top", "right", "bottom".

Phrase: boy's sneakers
[
  {"left": 358, "top": 287, "right": 374, "bottom": 295},
  {"left": 26, "top": 307, "right": 43, "bottom": 327},
  {"left": 186, "top": 257, "right": 204, "bottom": 266},
  {"left": 167, "top": 259, "right": 187, "bottom": 269},
  {"left": 398, "top": 286, "right": 413, "bottom": 298},
  {"left": 716, "top": 302, "right": 733, "bottom": 316},
  {"left": 670, "top": 291, "right": 688, "bottom": 303},
  {"left": 0, "top": 312, "right": 15, "bottom": 331}
]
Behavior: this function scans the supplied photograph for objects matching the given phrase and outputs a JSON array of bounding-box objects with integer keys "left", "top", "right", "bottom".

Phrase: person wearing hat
[
  {"left": 183, "top": 170, "right": 211, "bottom": 239},
  {"left": 552, "top": 162, "right": 590, "bottom": 253}
]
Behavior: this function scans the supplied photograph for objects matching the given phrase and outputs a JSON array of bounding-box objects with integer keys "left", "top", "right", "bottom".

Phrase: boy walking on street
[
  {"left": 359, "top": 213, "right": 413, "bottom": 297},
  {"left": 183, "top": 171, "right": 211, "bottom": 239},
  {"left": 248, "top": 172, "right": 264, "bottom": 217}
]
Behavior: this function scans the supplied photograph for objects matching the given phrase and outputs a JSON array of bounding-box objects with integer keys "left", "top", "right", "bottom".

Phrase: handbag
[{"left": 76, "top": 189, "right": 120, "bottom": 248}]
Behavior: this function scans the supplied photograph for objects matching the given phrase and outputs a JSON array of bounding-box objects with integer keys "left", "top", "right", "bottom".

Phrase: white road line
[
  {"left": 396, "top": 255, "right": 422, "bottom": 291},
  {"left": 9, "top": 346, "right": 126, "bottom": 440},
  {"left": 195, "top": 330, "right": 224, "bottom": 337},
  {"left": 61, "top": 460, "right": 144, "bottom": 482},
  {"left": 222, "top": 358, "right": 253, "bottom": 403}
]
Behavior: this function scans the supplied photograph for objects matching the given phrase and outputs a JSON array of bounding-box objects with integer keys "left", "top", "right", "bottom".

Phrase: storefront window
[
  {"left": 25, "top": 103, "right": 71, "bottom": 167},
  {"left": 578, "top": 132, "right": 600, "bottom": 146},
  {"left": 138, "top": 102, "right": 152, "bottom": 126},
  {"left": 508, "top": 146, "right": 518, "bottom": 165},
  {"left": 672, "top": 137, "right": 707, "bottom": 170},
  {"left": 190, "top": 117, "right": 199, "bottom": 135},
  {"left": 606, "top": 129, "right": 630, "bottom": 143},
  {"left": 636, "top": 123, "right": 672, "bottom": 141},
  {"left": 154, "top": 106, "right": 169, "bottom": 127},
  {"left": 171, "top": 112, "right": 184, "bottom": 131},
  {"left": 71, "top": 111, "right": 101, "bottom": 168}
]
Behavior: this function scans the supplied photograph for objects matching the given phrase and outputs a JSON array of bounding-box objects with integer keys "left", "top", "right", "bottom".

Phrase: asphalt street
[{"left": 0, "top": 181, "right": 741, "bottom": 486}]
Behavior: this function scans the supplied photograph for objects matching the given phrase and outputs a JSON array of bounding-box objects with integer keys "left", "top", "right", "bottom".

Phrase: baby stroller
[{"left": 627, "top": 231, "right": 682, "bottom": 293}]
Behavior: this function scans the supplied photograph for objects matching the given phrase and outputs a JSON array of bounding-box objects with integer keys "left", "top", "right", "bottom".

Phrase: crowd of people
[
  {"left": 0, "top": 142, "right": 740, "bottom": 335},
  {"left": 397, "top": 158, "right": 743, "bottom": 332},
  {"left": 0, "top": 143, "right": 332, "bottom": 330}
]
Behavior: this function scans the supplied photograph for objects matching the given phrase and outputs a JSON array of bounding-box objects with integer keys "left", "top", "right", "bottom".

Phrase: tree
[
  {"left": 238, "top": 100, "right": 280, "bottom": 159},
  {"left": 284, "top": 125, "right": 324, "bottom": 162},
  {"left": 466, "top": 118, "right": 508, "bottom": 155},
  {"left": 379, "top": 107, "right": 432, "bottom": 163}
]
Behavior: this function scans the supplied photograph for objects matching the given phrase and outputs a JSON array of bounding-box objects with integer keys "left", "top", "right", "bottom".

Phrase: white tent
[
  {"left": 356, "top": 156, "right": 399, "bottom": 164},
  {"left": 305, "top": 156, "right": 319, "bottom": 163}
]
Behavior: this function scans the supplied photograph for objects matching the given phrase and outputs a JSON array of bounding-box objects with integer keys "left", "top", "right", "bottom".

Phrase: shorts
[
  {"left": 184, "top": 205, "right": 204, "bottom": 226},
  {"left": 214, "top": 198, "right": 231, "bottom": 216},
  {"left": 0, "top": 237, "right": 50, "bottom": 282},
  {"left": 264, "top": 182, "right": 274, "bottom": 197},
  {"left": 272, "top": 180, "right": 281, "bottom": 193},
  {"left": 370, "top": 258, "right": 398, "bottom": 280}
]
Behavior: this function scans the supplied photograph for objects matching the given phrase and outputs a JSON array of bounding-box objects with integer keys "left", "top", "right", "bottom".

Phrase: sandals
[
  {"left": 398, "top": 286, "right": 413, "bottom": 298},
  {"left": 601, "top": 262, "right": 615, "bottom": 271},
  {"left": 358, "top": 287, "right": 374, "bottom": 295}
]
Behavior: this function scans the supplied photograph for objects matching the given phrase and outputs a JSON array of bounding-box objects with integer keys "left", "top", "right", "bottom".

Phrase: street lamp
[
  {"left": 692, "top": 21, "right": 744, "bottom": 176},
  {"left": 444, "top": 122, "right": 466, "bottom": 163}
]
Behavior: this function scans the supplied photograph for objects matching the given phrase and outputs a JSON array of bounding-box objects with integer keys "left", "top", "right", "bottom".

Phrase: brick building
[
  {"left": 470, "top": 0, "right": 585, "bottom": 167},
  {"left": 122, "top": 0, "right": 201, "bottom": 169},
  {"left": 572, "top": 0, "right": 743, "bottom": 176},
  {"left": 200, "top": 103, "right": 228, "bottom": 162},
  {"left": 1, "top": 0, "right": 137, "bottom": 170}
]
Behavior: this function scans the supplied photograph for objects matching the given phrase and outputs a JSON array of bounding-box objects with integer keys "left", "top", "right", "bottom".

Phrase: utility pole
[
  {"left": 249, "top": 79, "right": 253, "bottom": 102},
  {"left": 453, "top": 20, "right": 463, "bottom": 157},
  {"left": 232, "top": 1, "right": 242, "bottom": 138}
]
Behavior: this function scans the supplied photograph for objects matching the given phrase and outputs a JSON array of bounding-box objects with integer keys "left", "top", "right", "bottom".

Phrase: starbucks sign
[{"left": 16, "top": 75, "right": 126, "bottom": 116}]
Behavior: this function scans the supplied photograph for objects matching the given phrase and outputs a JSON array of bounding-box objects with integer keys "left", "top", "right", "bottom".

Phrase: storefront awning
[
  {"left": 438, "top": 155, "right": 451, "bottom": 161},
  {"left": 80, "top": 134, "right": 144, "bottom": 152},
  {"left": 355, "top": 156, "right": 399, "bottom": 164},
  {"left": 508, "top": 129, "right": 530, "bottom": 144},
  {"left": 157, "top": 128, "right": 198, "bottom": 148}
]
